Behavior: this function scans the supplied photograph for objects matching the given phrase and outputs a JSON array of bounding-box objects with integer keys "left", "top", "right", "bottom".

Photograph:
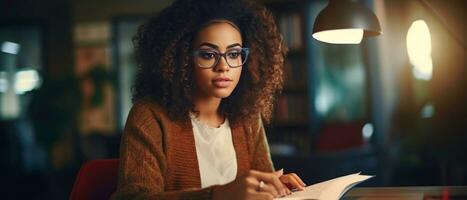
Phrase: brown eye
[
  {"left": 227, "top": 50, "right": 241, "bottom": 59},
  {"left": 199, "top": 51, "right": 216, "bottom": 60}
]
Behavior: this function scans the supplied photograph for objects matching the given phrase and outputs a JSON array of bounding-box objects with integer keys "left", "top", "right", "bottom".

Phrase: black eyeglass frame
[{"left": 193, "top": 47, "right": 250, "bottom": 69}]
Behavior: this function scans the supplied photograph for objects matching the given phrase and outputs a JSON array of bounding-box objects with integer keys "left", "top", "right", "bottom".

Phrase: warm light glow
[
  {"left": 407, "top": 20, "right": 433, "bottom": 80},
  {"left": 313, "top": 29, "right": 364, "bottom": 44}
]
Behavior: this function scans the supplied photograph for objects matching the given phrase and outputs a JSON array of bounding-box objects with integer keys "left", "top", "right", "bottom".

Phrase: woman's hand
[
  {"left": 275, "top": 169, "right": 306, "bottom": 193},
  {"left": 212, "top": 170, "right": 287, "bottom": 200}
]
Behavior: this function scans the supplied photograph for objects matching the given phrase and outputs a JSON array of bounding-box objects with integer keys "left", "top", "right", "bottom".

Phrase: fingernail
[{"left": 275, "top": 169, "right": 284, "bottom": 176}]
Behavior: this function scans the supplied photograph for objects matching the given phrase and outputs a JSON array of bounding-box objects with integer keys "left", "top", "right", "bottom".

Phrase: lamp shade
[{"left": 312, "top": 0, "right": 382, "bottom": 44}]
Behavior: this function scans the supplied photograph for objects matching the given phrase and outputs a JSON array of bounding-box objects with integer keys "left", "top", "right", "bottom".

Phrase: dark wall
[
  {"left": 383, "top": 0, "right": 467, "bottom": 185},
  {"left": 0, "top": 0, "right": 74, "bottom": 77}
]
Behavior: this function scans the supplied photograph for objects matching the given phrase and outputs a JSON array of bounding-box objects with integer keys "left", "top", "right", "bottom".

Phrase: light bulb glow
[
  {"left": 0, "top": 72, "right": 8, "bottom": 92},
  {"left": 315, "top": 85, "right": 337, "bottom": 116},
  {"left": 1, "top": 41, "right": 20, "bottom": 54},
  {"left": 14, "top": 70, "right": 41, "bottom": 94},
  {"left": 407, "top": 20, "right": 433, "bottom": 80},
  {"left": 313, "top": 29, "right": 364, "bottom": 44},
  {"left": 421, "top": 102, "right": 435, "bottom": 118},
  {"left": 362, "top": 123, "right": 374, "bottom": 139}
]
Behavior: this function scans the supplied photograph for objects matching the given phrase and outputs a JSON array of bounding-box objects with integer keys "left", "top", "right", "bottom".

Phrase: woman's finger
[
  {"left": 264, "top": 174, "right": 286, "bottom": 196},
  {"left": 290, "top": 173, "right": 306, "bottom": 187},
  {"left": 280, "top": 174, "right": 303, "bottom": 190},
  {"left": 281, "top": 175, "right": 304, "bottom": 190},
  {"left": 257, "top": 182, "right": 279, "bottom": 197},
  {"left": 250, "top": 170, "right": 286, "bottom": 196},
  {"left": 281, "top": 182, "right": 292, "bottom": 195},
  {"left": 254, "top": 191, "right": 274, "bottom": 200}
]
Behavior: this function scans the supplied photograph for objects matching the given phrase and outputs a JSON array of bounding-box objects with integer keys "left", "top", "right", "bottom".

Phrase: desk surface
[{"left": 344, "top": 186, "right": 467, "bottom": 200}]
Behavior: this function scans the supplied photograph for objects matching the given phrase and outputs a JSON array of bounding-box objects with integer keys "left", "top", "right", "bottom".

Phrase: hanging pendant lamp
[{"left": 312, "top": 0, "right": 382, "bottom": 44}]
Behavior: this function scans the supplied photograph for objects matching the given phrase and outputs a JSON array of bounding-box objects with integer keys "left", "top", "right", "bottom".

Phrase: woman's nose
[{"left": 214, "top": 56, "right": 230, "bottom": 72}]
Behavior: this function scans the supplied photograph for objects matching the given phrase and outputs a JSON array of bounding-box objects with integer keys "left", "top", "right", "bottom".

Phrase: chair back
[{"left": 69, "top": 159, "right": 119, "bottom": 200}]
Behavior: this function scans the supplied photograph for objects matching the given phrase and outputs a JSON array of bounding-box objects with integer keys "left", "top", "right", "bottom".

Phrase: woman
[{"left": 112, "top": 0, "right": 306, "bottom": 199}]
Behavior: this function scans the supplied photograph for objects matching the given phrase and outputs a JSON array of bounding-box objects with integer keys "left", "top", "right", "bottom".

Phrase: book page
[{"left": 276, "top": 173, "right": 373, "bottom": 200}]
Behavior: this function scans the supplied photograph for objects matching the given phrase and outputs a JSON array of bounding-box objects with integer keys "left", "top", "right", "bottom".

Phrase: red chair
[{"left": 70, "top": 159, "right": 119, "bottom": 200}]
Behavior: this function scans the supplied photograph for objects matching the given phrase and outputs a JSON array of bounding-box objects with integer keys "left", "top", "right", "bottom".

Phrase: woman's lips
[{"left": 212, "top": 77, "right": 232, "bottom": 88}]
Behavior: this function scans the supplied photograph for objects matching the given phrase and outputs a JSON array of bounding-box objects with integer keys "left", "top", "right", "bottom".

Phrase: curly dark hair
[{"left": 132, "top": 0, "right": 286, "bottom": 124}]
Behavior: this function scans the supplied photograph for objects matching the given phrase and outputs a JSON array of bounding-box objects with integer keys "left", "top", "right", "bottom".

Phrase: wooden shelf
[
  {"left": 286, "top": 48, "right": 306, "bottom": 57},
  {"left": 270, "top": 121, "right": 308, "bottom": 129},
  {"left": 282, "top": 85, "right": 307, "bottom": 94},
  {"left": 264, "top": 0, "right": 311, "bottom": 160}
]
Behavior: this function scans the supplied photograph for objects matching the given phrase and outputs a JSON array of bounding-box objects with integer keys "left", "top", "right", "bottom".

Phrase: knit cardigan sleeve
[
  {"left": 110, "top": 102, "right": 218, "bottom": 200},
  {"left": 250, "top": 117, "right": 275, "bottom": 173}
]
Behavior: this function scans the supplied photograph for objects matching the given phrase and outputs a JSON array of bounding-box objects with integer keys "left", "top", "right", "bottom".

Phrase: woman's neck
[{"left": 192, "top": 95, "right": 224, "bottom": 128}]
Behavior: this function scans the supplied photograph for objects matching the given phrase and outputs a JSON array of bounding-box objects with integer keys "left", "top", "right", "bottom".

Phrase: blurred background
[{"left": 0, "top": 0, "right": 465, "bottom": 199}]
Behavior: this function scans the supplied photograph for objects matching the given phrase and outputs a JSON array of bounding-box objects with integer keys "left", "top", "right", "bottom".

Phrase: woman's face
[{"left": 192, "top": 22, "right": 244, "bottom": 100}]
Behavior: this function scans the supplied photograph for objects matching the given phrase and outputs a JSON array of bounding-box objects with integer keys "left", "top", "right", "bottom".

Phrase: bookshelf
[
  {"left": 263, "top": 0, "right": 311, "bottom": 157},
  {"left": 262, "top": 0, "right": 379, "bottom": 185}
]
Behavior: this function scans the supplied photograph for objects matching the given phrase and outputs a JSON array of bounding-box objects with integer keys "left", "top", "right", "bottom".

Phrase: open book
[{"left": 275, "top": 172, "right": 374, "bottom": 200}]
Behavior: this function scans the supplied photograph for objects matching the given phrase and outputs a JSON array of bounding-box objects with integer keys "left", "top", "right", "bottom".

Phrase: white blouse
[{"left": 190, "top": 114, "right": 238, "bottom": 188}]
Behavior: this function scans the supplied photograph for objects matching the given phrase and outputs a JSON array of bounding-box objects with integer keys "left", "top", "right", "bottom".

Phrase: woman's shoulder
[
  {"left": 132, "top": 97, "right": 165, "bottom": 111},
  {"left": 237, "top": 115, "right": 264, "bottom": 134},
  {"left": 127, "top": 97, "right": 170, "bottom": 124}
]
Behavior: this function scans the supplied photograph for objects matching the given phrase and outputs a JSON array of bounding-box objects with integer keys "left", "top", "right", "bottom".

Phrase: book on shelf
[
  {"left": 268, "top": 130, "right": 311, "bottom": 157},
  {"left": 278, "top": 12, "right": 303, "bottom": 51},
  {"left": 284, "top": 58, "right": 307, "bottom": 88},
  {"left": 275, "top": 172, "right": 374, "bottom": 200},
  {"left": 276, "top": 95, "right": 308, "bottom": 123}
]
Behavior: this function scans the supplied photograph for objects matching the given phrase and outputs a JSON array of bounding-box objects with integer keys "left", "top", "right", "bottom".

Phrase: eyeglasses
[{"left": 193, "top": 48, "right": 249, "bottom": 69}]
